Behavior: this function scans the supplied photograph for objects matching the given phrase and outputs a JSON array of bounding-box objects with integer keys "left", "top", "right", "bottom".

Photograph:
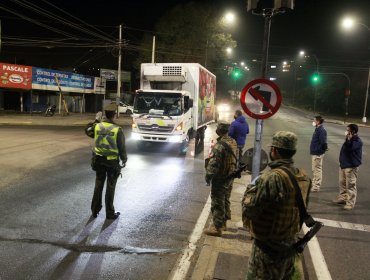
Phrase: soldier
[
  {"left": 204, "top": 122, "right": 237, "bottom": 236},
  {"left": 90, "top": 103, "right": 128, "bottom": 219},
  {"left": 242, "top": 131, "right": 311, "bottom": 279}
]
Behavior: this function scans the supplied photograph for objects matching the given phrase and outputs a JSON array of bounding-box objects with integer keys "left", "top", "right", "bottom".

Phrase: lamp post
[
  {"left": 247, "top": 0, "right": 293, "bottom": 180},
  {"left": 341, "top": 17, "right": 370, "bottom": 123}
]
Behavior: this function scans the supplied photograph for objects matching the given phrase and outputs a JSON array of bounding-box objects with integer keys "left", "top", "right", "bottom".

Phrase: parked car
[{"left": 111, "top": 101, "right": 133, "bottom": 115}]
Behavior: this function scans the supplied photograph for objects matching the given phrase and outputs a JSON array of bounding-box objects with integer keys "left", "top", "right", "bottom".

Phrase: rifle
[
  {"left": 293, "top": 221, "right": 324, "bottom": 253},
  {"left": 228, "top": 163, "right": 248, "bottom": 179}
]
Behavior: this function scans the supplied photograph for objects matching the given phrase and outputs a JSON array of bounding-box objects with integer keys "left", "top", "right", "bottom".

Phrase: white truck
[{"left": 131, "top": 63, "right": 216, "bottom": 154}]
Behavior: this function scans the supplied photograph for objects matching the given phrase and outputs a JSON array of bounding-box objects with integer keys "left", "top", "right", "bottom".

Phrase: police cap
[
  {"left": 271, "top": 131, "right": 297, "bottom": 150},
  {"left": 104, "top": 103, "right": 117, "bottom": 112},
  {"left": 216, "top": 121, "right": 230, "bottom": 135}
]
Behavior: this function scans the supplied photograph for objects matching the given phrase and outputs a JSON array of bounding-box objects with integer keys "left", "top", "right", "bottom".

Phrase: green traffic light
[
  {"left": 233, "top": 68, "right": 241, "bottom": 79},
  {"left": 311, "top": 74, "right": 320, "bottom": 84}
]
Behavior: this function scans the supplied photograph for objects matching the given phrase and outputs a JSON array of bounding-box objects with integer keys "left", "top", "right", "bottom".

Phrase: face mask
[
  {"left": 312, "top": 121, "right": 316, "bottom": 127},
  {"left": 269, "top": 151, "right": 275, "bottom": 162}
]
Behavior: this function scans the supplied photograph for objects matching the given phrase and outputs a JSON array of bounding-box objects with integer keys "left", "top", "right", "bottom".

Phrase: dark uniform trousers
[{"left": 91, "top": 156, "right": 120, "bottom": 217}]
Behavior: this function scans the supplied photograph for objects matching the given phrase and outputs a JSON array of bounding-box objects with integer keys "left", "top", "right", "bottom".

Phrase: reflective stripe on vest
[{"left": 94, "top": 122, "right": 119, "bottom": 159}]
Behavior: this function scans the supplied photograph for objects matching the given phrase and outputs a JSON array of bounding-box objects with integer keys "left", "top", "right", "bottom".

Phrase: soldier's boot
[
  {"left": 220, "top": 221, "right": 227, "bottom": 231},
  {"left": 204, "top": 225, "right": 222, "bottom": 237}
]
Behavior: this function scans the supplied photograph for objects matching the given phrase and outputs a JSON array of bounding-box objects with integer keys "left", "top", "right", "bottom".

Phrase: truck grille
[
  {"left": 138, "top": 124, "right": 174, "bottom": 133},
  {"left": 163, "top": 66, "right": 182, "bottom": 76}
]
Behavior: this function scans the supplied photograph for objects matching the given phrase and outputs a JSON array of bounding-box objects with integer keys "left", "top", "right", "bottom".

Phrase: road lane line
[
  {"left": 316, "top": 218, "right": 370, "bottom": 232},
  {"left": 303, "top": 224, "right": 333, "bottom": 280},
  {"left": 168, "top": 195, "right": 211, "bottom": 280}
]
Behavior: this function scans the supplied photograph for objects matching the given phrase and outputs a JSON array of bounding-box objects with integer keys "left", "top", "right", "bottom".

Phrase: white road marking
[
  {"left": 168, "top": 195, "right": 211, "bottom": 280},
  {"left": 304, "top": 218, "right": 370, "bottom": 280},
  {"left": 316, "top": 218, "right": 370, "bottom": 232},
  {"left": 303, "top": 224, "right": 333, "bottom": 280}
]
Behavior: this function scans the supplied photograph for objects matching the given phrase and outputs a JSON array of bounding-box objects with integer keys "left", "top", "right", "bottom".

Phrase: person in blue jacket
[
  {"left": 333, "top": 124, "right": 362, "bottom": 210},
  {"left": 228, "top": 110, "right": 249, "bottom": 168},
  {"left": 310, "top": 115, "right": 328, "bottom": 192}
]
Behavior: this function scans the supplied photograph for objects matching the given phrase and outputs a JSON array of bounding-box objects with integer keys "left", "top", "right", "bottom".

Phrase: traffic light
[
  {"left": 311, "top": 73, "right": 320, "bottom": 85},
  {"left": 233, "top": 67, "right": 241, "bottom": 79}
]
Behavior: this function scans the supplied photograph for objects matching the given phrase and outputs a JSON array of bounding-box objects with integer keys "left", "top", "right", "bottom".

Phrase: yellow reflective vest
[{"left": 94, "top": 122, "right": 120, "bottom": 160}]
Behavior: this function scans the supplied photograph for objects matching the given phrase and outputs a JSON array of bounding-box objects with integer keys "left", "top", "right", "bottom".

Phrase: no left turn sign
[{"left": 240, "top": 79, "right": 282, "bottom": 120}]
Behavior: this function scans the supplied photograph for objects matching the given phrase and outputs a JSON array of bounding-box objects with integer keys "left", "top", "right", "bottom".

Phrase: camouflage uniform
[
  {"left": 206, "top": 123, "right": 237, "bottom": 229},
  {"left": 242, "top": 131, "right": 311, "bottom": 280}
]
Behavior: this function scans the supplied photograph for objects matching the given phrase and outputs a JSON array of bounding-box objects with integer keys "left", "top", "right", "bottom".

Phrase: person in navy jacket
[
  {"left": 333, "top": 124, "right": 362, "bottom": 210},
  {"left": 228, "top": 110, "right": 249, "bottom": 168},
  {"left": 310, "top": 115, "right": 328, "bottom": 192}
]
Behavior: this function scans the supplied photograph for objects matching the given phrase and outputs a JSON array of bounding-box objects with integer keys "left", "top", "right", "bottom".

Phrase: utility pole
[
  {"left": 363, "top": 66, "right": 370, "bottom": 123},
  {"left": 152, "top": 35, "right": 156, "bottom": 63},
  {"left": 116, "top": 24, "right": 122, "bottom": 118}
]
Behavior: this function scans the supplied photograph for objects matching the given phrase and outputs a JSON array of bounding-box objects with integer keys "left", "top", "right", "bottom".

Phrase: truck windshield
[{"left": 134, "top": 92, "right": 183, "bottom": 116}]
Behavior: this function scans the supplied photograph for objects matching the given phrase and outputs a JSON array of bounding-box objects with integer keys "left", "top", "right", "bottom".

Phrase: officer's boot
[
  {"left": 204, "top": 224, "right": 222, "bottom": 237},
  {"left": 220, "top": 221, "right": 227, "bottom": 231}
]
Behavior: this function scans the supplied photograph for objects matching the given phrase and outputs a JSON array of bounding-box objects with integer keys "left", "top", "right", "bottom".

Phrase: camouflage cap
[
  {"left": 216, "top": 121, "right": 230, "bottom": 135},
  {"left": 104, "top": 103, "right": 117, "bottom": 112},
  {"left": 271, "top": 131, "right": 297, "bottom": 150}
]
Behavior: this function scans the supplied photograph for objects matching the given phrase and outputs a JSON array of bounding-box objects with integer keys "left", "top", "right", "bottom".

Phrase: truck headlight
[
  {"left": 169, "top": 135, "right": 182, "bottom": 143},
  {"left": 131, "top": 132, "right": 141, "bottom": 140},
  {"left": 176, "top": 122, "right": 183, "bottom": 131}
]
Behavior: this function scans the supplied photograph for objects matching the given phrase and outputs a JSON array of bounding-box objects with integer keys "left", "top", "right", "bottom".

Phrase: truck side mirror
[{"left": 184, "top": 96, "right": 193, "bottom": 109}]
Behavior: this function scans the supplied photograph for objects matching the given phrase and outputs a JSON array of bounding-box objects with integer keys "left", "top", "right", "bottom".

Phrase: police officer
[
  {"left": 90, "top": 103, "right": 127, "bottom": 219},
  {"left": 204, "top": 122, "right": 237, "bottom": 236},
  {"left": 242, "top": 131, "right": 311, "bottom": 279}
]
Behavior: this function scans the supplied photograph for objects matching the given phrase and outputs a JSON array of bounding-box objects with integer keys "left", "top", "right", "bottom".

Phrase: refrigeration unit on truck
[{"left": 131, "top": 63, "right": 216, "bottom": 154}]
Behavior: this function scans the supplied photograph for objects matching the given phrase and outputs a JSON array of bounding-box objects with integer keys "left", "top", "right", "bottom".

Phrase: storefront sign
[
  {"left": 100, "top": 68, "right": 131, "bottom": 81},
  {"left": 32, "top": 67, "right": 94, "bottom": 93},
  {"left": 0, "top": 63, "right": 32, "bottom": 89},
  {"left": 94, "top": 77, "right": 106, "bottom": 94}
]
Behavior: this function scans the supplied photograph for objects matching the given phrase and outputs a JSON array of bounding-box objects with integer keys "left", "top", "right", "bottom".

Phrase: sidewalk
[
  {"left": 285, "top": 104, "right": 370, "bottom": 128},
  {"left": 0, "top": 112, "right": 132, "bottom": 127},
  {"left": 190, "top": 174, "right": 253, "bottom": 280}
]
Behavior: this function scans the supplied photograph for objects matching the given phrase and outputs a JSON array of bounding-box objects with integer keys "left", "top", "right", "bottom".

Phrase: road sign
[
  {"left": 241, "top": 148, "right": 269, "bottom": 173},
  {"left": 240, "top": 79, "right": 282, "bottom": 119}
]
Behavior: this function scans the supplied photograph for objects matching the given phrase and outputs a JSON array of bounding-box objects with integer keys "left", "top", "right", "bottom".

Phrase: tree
[{"left": 133, "top": 2, "right": 237, "bottom": 76}]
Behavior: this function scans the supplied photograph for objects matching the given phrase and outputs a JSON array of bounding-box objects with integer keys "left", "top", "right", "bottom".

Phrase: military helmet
[
  {"left": 271, "top": 131, "right": 297, "bottom": 150},
  {"left": 104, "top": 103, "right": 117, "bottom": 112},
  {"left": 216, "top": 121, "right": 230, "bottom": 135}
]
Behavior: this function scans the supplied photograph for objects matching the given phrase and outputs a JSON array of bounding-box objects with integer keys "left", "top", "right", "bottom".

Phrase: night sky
[{"left": 0, "top": 0, "right": 369, "bottom": 72}]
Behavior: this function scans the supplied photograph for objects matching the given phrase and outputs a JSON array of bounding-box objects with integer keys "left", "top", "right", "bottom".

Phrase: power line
[{"left": 8, "top": 0, "right": 116, "bottom": 43}]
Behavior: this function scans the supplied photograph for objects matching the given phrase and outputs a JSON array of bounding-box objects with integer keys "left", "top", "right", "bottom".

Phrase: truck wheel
[
  {"left": 126, "top": 109, "right": 132, "bottom": 115},
  {"left": 179, "top": 133, "right": 190, "bottom": 155}
]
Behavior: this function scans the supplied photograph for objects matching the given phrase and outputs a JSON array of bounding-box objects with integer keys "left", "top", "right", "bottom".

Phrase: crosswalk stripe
[{"left": 316, "top": 218, "right": 370, "bottom": 232}]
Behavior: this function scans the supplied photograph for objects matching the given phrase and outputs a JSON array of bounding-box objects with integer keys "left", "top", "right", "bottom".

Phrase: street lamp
[
  {"left": 224, "top": 12, "right": 236, "bottom": 25},
  {"left": 340, "top": 16, "right": 370, "bottom": 122}
]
